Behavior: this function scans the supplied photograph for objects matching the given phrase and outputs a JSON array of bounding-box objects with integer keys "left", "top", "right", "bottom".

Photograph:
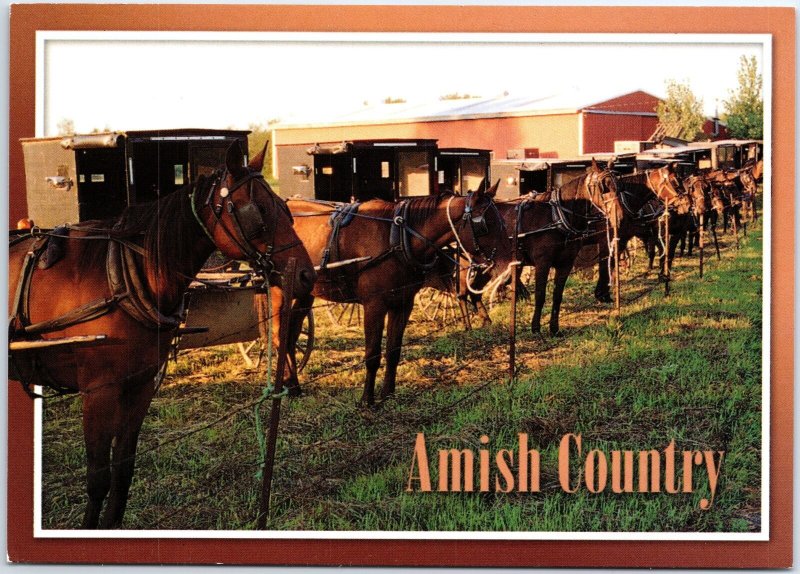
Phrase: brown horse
[
  {"left": 703, "top": 168, "right": 745, "bottom": 237},
  {"left": 679, "top": 173, "right": 723, "bottom": 262},
  {"left": 500, "top": 160, "right": 623, "bottom": 334},
  {"left": 264, "top": 188, "right": 514, "bottom": 406},
  {"left": 612, "top": 164, "right": 691, "bottom": 279},
  {"left": 8, "top": 144, "right": 315, "bottom": 528}
]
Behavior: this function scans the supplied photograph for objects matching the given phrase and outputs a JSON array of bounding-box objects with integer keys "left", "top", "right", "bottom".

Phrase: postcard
[{"left": 6, "top": 3, "right": 794, "bottom": 568}]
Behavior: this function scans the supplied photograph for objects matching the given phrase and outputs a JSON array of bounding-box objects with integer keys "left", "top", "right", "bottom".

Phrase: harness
[
  {"left": 389, "top": 200, "right": 441, "bottom": 272},
  {"left": 548, "top": 171, "right": 612, "bottom": 237},
  {"left": 191, "top": 168, "right": 302, "bottom": 277},
  {"left": 9, "top": 169, "right": 293, "bottom": 396},
  {"left": 295, "top": 194, "right": 495, "bottom": 289}
]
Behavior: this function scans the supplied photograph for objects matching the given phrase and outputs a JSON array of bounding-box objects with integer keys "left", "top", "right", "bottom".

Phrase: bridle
[
  {"left": 647, "top": 167, "right": 690, "bottom": 214},
  {"left": 190, "top": 168, "right": 301, "bottom": 277},
  {"left": 446, "top": 192, "right": 505, "bottom": 275},
  {"left": 548, "top": 169, "right": 619, "bottom": 236},
  {"left": 585, "top": 169, "right": 621, "bottom": 229},
  {"left": 683, "top": 175, "right": 708, "bottom": 217}
]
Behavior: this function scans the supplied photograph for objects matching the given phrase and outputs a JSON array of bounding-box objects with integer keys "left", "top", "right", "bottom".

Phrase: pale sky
[{"left": 41, "top": 33, "right": 765, "bottom": 136}]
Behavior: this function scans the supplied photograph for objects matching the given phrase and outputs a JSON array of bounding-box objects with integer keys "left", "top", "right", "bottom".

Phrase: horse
[
  {"left": 262, "top": 186, "right": 515, "bottom": 406},
  {"left": 737, "top": 160, "right": 759, "bottom": 221},
  {"left": 678, "top": 173, "right": 723, "bottom": 262},
  {"left": 8, "top": 143, "right": 315, "bottom": 529},
  {"left": 703, "top": 168, "right": 744, "bottom": 239},
  {"left": 610, "top": 164, "right": 691, "bottom": 281},
  {"left": 499, "top": 160, "right": 623, "bottom": 335}
]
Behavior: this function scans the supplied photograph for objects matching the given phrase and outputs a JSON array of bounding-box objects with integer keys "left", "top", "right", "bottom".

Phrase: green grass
[{"left": 40, "top": 223, "right": 763, "bottom": 532}]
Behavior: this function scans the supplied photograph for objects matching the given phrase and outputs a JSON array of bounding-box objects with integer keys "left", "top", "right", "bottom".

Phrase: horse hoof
[
  {"left": 550, "top": 328, "right": 564, "bottom": 338},
  {"left": 358, "top": 397, "right": 376, "bottom": 410},
  {"left": 595, "top": 295, "right": 612, "bottom": 304},
  {"left": 287, "top": 385, "right": 302, "bottom": 398}
]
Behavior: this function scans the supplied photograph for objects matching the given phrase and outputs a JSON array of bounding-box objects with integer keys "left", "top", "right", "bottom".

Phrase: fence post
[
  {"left": 256, "top": 257, "right": 297, "bottom": 530},
  {"left": 699, "top": 213, "right": 705, "bottom": 278},
  {"left": 613, "top": 226, "right": 621, "bottom": 316},
  {"left": 663, "top": 205, "right": 671, "bottom": 297},
  {"left": 508, "top": 231, "right": 520, "bottom": 383}
]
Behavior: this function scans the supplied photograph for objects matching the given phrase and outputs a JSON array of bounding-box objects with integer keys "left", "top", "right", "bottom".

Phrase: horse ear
[
  {"left": 485, "top": 179, "right": 501, "bottom": 198},
  {"left": 249, "top": 141, "right": 269, "bottom": 172},
  {"left": 607, "top": 156, "right": 616, "bottom": 171},
  {"left": 226, "top": 141, "right": 246, "bottom": 172},
  {"left": 591, "top": 157, "right": 599, "bottom": 171}
]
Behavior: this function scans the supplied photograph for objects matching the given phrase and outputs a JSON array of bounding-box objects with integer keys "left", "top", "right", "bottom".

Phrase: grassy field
[{"left": 41, "top": 221, "right": 763, "bottom": 532}]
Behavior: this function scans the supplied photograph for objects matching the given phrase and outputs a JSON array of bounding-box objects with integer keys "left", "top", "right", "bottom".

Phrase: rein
[
  {"left": 548, "top": 171, "right": 615, "bottom": 236},
  {"left": 445, "top": 193, "right": 504, "bottom": 295},
  {"left": 191, "top": 169, "right": 301, "bottom": 277}
]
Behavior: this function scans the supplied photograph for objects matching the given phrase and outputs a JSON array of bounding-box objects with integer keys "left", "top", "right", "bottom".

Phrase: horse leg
[
  {"left": 549, "top": 258, "right": 575, "bottom": 336},
  {"left": 81, "top": 390, "right": 115, "bottom": 529},
  {"left": 531, "top": 261, "right": 550, "bottom": 334},
  {"left": 360, "top": 300, "right": 387, "bottom": 406},
  {"left": 282, "top": 293, "right": 315, "bottom": 396},
  {"left": 646, "top": 234, "right": 657, "bottom": 270},
  {"left": 379, "top": 300, "right": 414, "bottom": 401},
  {"left": 100, "top": 373, "right": 157, "bottom": 528},
  {"left": 668, "top": 230, "right": 682, "bottom": 274},
  {"left": 456, "top": 295, "right": 472, "bottom": 331},
  {"left": 593, "top": 238, "right": 612, "bottom": 303},
  {"left": 471, "top": 293, "right": 492, "bottom": 327}
]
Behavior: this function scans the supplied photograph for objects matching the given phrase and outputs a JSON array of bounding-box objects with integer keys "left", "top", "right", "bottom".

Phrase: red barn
[{"left": 271, "top": 89, "right": 713, "bottom": 195}]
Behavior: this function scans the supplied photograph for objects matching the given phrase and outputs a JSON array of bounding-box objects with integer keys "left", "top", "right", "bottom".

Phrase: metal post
[
  {"left": 663, "top": 206, "right": 670, "bottom": 297},
  {"left": 613, "top": 227, "right": 621, "bottom": 316},
  {"left": 508, "top": 232, "right": 520, "bottom": 383},
  {"left": 699, "top": 213, "right": 705, "bottom": 278},
  {"left": 256, "top": 257, "right": 298, "bottom": 530}
]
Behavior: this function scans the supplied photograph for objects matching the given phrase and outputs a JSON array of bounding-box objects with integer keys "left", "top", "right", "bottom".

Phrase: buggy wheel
[
  {"left": 415, "top": 287, "right": 463, "bottom": 325},
  {"left": 324, "top": 302, "right": 363, "bottom": 329}
]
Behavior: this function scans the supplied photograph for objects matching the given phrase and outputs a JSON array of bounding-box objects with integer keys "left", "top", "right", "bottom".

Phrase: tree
[
  {"left": 439, "top": 92, "right": 480, "bottom": 101},
  {"left": 656, "top": 80, "right": 705, "bottom": 141},
  {"left": 723, "top": 55, "right": 763, "bottom": 139},
  {"left": 56, "top": 118, "right": 75, "bottom": 136}
]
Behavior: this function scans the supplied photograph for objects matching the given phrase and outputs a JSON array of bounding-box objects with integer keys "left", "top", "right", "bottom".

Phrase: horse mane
[
  {"left": 78, "top": 176, "right": 212, "bottom": 297},
  {"left": 615, "top": 171, "right": 647, "bottom": 192},
  {"left": 405, "top": 193, "right": 451, "bottom": 227}
]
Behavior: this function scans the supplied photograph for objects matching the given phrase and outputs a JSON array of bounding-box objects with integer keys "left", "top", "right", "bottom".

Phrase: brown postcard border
[{"left": 7, "top": 4, "right": 794, "bottom": 567}]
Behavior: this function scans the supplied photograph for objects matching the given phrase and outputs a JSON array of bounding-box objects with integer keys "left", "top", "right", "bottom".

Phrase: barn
[{"left": 271, "top": 88, "right": 722, "bottom": 197}]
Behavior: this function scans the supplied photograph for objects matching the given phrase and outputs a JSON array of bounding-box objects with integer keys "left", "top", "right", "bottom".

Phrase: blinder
[
  {"left": 193, "top": 168, "right": 295, "bottom": 278},
  {"left": 229, "top": 200, "right": 268, "bottom": 241},
  {"left": 470, "top": 214, "right": 489, "bottom": 238}
]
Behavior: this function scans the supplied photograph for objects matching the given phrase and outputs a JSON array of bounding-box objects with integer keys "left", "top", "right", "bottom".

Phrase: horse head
[
  {"left": 446, "top": 180, "right": 514, "bottom": 284},
  {"left": 646, "top": 163, "right": 691, "bottom": 215},
  {"left": 683, "top": 174, "right": 708, "bottom": 217},
  {"left": 193, "top": 142, "right": 316, "bottom": 295},
  {"left": 585, "top": 158, "right": 623, "bottom": 231}
]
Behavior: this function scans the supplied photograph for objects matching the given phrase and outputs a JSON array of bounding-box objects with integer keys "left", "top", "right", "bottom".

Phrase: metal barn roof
[{"left": 274, "top": 88, "right": 661, "bottom": 130}]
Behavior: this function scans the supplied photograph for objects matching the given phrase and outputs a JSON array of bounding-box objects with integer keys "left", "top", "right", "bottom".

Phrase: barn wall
[
  {"left": 273, "top": 113, "right": 581, "bottom": 191},
  {"left": 582, "top": 112, "right": 659, "bottom": 155},
  {"left": 274, "top": 114, "right": 579, "bottom": 157}
]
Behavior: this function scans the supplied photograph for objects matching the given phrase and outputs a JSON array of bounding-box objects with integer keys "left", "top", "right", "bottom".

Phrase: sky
[{"left": 41, "top": 33, "right": 764, "bottom": 137}]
